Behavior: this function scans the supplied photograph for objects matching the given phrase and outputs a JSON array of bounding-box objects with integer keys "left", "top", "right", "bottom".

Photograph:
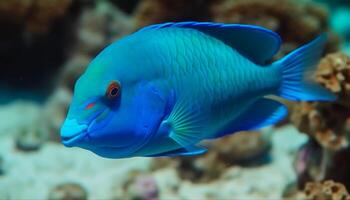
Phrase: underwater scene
[{"left": 1, "top": 0, "right": 350, "bottom": 199}]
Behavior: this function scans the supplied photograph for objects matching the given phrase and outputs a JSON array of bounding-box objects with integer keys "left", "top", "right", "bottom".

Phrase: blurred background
[{"left": 1, "top": 0, "right": 350, "bottom": 199}]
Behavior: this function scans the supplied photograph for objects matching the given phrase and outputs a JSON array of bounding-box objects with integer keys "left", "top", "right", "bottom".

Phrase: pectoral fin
[{"left": 163, "top": 88, "right": 209, "bottom": 150}]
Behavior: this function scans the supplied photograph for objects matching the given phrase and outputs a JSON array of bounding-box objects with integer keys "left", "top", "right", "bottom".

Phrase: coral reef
[
  {"left": 303, "top": 180, "right": 350, "bottom": 200},
  {"left": 2, "top": 0, "right": 350, "bottom": 199},
  {"left": 291, "top": 52, "right": 350, "bottom": 151},
  {"left": 0, "top": 0, "right": 72, "bottom": 34},
  {"left": 48, "top": 183, "right": 88, "bottom": 200},
  {"left": 290, "top": 52, "right": 350, "bottom": 188}
]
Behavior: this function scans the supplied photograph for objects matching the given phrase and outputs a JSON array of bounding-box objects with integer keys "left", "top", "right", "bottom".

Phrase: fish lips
[
  {"left": 60, "top": 109, "right": 111, "bottom": 147},
  {"left": 60, "top": 118, "right": 89, "bottom": 147}
]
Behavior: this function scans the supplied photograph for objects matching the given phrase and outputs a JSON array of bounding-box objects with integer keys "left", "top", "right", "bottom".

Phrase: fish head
[{"left": 60, "top": 59, "right": 168, "bottom": 158}]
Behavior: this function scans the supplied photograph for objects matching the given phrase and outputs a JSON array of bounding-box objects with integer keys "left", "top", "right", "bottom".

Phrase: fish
[{"left": 60, "top": 22, "right": 336, "bottom": 158}]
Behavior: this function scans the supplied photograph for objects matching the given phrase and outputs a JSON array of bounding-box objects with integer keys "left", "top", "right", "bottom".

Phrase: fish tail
[{"left": 274, "top": 34, "right": 336, "bottom": 101}]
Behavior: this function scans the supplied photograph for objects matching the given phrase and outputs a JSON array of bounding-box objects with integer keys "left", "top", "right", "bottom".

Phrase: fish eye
[{"left": 106, "top": 81, "right": 121, "bottom": 99}]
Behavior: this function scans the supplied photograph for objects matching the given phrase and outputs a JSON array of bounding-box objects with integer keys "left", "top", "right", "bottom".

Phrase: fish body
[{"left": 60, "top": 22, "right": 335, "bottom": 158}]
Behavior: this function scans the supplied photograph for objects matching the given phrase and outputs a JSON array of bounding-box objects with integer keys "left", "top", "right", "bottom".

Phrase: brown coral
[
  {"left": 316, "top": 53, "right": 350, "bottom": 106},
  {"left": 303, "top": 180, "right": 350, "bottom": 200},
  {"left": 291, "top": 52, "right": 350, "bottom": 151},
  {"left": 0, "top": 0, "right": 72, "bottom": 34},
  {"left": 291, "top": 53, "right": 350, "bottom": 189}
]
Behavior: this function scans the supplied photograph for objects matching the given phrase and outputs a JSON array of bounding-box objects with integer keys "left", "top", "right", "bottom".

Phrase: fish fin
[
  {"left": 162, "top": 86, "right": 209, "bottom": 149},
  {"left": 275, "top": 34, "right": 336, "bottom": 101},
  {"left": 146, "top": 145, "right": 207, "bottom": 157},
  {"left": 139, "top": 21, "right": 281, "bottom": 65},
  {"left": 216, "top": 98, "right": 287, "bottom": 138}
]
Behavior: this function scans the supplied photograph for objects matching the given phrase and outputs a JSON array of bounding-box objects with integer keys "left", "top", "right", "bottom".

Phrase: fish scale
[{"left": 159, "top": 29, "right": 271, "bottom": 108}]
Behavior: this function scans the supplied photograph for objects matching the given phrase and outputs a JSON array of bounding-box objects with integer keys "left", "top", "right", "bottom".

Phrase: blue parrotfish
[{"left": 60, "top": 22, "right": 336, "bottom": 158}]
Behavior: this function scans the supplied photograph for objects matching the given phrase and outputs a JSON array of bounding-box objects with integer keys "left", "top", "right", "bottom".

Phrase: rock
[
  {"left": 48, "top": 183, "right": 88, "bottom": 200},
  {"left": 124, "top": 174, "right": 159, "bottom": 200},
  {"left": 15, "top": 125, "right": 46, "bottom": 152}
]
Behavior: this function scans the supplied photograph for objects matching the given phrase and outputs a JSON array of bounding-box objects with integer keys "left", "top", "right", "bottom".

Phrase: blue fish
[{"left": 60, "top": 22, "right": 335, "bottom": 158}]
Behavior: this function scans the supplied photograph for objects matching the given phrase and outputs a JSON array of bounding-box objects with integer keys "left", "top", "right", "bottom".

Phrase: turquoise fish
[{"left": 60, "top": 22, "right": 335, "bottom": 158}]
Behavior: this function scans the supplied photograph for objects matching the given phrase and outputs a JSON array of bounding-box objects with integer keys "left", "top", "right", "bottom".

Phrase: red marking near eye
[{"left": 85, "top": 102, "right": 95, "bottom": 110}]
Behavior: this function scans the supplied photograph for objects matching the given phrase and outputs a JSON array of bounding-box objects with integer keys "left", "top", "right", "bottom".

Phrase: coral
[
  {"left": 303, "top": 180, "right": 350, "bottom": 200},
  {"left": 291, "top": 52, "right": 350, "bottom": 188},
  {"left": 0, "top": 0, "right": 72, "bottom": 34},
  {"left": 316, "top": 53, "right": 350, "bottom": 105},
  {"left": 290, "top": 52, "right": 350, "bottom": 151},
  {"left": 211, "top": 0, "right": 340, "bottom": 57},
  {"left": 48, "top": 183, "right": 88, "bottom": 200},
  {"left": 123, "top": 174, "right": 159, "bottom": 200}
]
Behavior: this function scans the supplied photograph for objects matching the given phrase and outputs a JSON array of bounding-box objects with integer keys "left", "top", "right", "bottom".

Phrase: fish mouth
[
  {"left": 60, "top": 110, "right": 109, "bottom": 147},
  {"left": 60, "top": 118, "right": 88, "bottom": 147}
]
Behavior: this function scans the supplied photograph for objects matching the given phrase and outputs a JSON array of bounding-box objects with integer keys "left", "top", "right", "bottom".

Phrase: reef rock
[
  {"left": 122, "top": 174, "right": 159, "bottom": 200},
  {"left": 15, "top": 125, "right": 46, "bottom": 152},
  {"left": 48, "top": 183, "right": 88, "bottom": 200}
]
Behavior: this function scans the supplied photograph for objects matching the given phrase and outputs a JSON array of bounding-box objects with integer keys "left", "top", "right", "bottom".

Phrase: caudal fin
[{"left": 275, "top": 34, "right": 336, "bottom": 101}]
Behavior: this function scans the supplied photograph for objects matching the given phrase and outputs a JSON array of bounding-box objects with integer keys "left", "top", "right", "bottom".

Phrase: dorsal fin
[{"left": 139, "top": 22, "right": 281, "bottom": 65}]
